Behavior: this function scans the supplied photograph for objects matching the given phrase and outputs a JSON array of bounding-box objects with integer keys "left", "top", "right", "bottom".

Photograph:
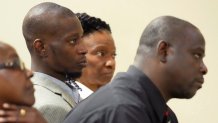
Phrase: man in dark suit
[{"left": 64, "top": 16, "right": 208, "bottom": 123}]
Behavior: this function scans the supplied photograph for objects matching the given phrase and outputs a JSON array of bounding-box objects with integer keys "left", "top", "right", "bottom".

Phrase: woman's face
[
  {"left": 0, "top": 44, "right": 34, "bottom": 106},
  {"left": 78, "top": 30, "right": 116, "bottom": 91}
]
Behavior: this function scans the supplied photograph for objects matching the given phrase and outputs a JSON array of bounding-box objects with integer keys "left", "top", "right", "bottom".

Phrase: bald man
[
  {"left": 64, "top": 16, "right": 208, "bottom": 123},
  {"left": 22, "top": 2, "right": 87, "bottom": 123}
]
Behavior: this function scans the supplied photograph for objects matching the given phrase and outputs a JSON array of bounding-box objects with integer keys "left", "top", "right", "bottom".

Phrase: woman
[
  {"left": 0, "top": 41, "right": 47, "bottom": 123},
  {"left": 76, "top": 13, "right": 116, "bottom": 99}
]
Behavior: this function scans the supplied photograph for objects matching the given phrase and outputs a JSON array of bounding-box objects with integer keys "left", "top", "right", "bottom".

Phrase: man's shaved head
[
  {"left": 22, "top": 2, "right": 76, "bottom": 52},
  {"left": 134, "top": 16, "right": 207, "bottom": 101},
  {"left": 135, "top": 16, "right": 200, "bottom": 58}
]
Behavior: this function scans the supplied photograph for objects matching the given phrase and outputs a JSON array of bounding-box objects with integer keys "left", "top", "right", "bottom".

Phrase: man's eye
[
  {"left": 194, "top": 53, "right": 202, "bottom": 59},
  {"left": 69, "top": 40, "right": 76, "bottom": 44},
  {"left": 112, "top": 53, "right": 117, "bottom": 59}
]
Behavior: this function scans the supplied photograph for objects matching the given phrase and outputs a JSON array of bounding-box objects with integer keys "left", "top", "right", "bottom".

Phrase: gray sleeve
[{"left": 38, "top": 104, "right": 69, "bottom": 123}]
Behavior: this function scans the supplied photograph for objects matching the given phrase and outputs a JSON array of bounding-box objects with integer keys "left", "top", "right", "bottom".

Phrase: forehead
[
  {"left": 82, "top": 31, "right": 115, "bottom": 47},
  {"left": 176, "top": 28, "right": 205, "bottom": 50},
  {"left": 0, "top": 44, "right": 18, "bottom": 62},
  {"left": 51, "top": 16, "right": 83, "bottom": 38},
  {"left": 56, "top": 16, "right": 81, "bottom": 30}
]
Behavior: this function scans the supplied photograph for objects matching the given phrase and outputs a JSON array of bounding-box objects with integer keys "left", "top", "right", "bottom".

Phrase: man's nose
[
  {"left": 201, "top": 61, "right": 208, "bottom": 75},
  {"left": 77, "top": 43, "right": 87, "bottom": 55}
]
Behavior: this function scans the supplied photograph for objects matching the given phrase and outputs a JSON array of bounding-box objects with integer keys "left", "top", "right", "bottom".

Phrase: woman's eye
[{"left": 97, "top": 51, "right": 104, "bottom": 56}]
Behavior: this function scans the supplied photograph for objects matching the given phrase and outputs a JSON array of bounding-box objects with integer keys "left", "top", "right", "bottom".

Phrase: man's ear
[
  {"left": 33, "top": 39, "right": 48, "bottom": 57},
  {"left": 157, "top": 40, "right": 169, "bottom": 63}
]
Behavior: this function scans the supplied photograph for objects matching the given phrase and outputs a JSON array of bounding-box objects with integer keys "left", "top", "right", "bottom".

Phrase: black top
[{"left": 64, "top": 65, "right": 178, "bottom": 123}]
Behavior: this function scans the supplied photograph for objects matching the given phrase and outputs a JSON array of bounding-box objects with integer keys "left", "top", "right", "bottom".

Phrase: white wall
[{"left": 1, "top": 0, "right": 217, "bottom": 122}]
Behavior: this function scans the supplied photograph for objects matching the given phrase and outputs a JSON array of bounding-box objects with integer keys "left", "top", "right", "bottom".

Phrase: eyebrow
[
  {"left": 8, "top": 52, "right": 19, "bottom": 58},
  {"left": 193, "top": 47, "right": 205, "bottom": 57}
]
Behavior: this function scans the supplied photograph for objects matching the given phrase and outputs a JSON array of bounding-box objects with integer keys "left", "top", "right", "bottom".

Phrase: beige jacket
[{"left": 32, "top": 72, "right": 79, "bottom": 123}]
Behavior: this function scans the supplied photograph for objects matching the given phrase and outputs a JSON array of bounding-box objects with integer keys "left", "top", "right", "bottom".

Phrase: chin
[
  {"left": 67, "top": 71, "right": 82, "bottom": 79},
  {"left": 13, "top": 100, "right": 34, "bottom": 107},
  {"left": 182, "top": 95, "right": 195, "bottom": 99},
  {"left": 179, "top": 93, "right": 196, "bottom": 99},
  {"left": 24, "top": 97, "right": 35, "bottom": 106},
  {"left": 173, "top": 91, "right": 197, "bottom": 99}
]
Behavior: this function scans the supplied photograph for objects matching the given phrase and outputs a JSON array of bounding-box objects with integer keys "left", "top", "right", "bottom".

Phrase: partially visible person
[
  {"left": 22, "top": 2, "right": 87, "bottom": 123},
  {"left": 75, "top": 13, "right": 116, "bottom": 99},
  {"left": 0, "top": 41, "right": 47, "bottom": 123},
  {"left": 64, "top": 16, "right": 208, "bottom": 123}
]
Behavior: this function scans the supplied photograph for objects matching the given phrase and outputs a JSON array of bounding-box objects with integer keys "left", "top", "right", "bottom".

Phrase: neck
[
  {"left": 134, "top": 60, "right": 171, "bottom": 102},
  {"left": 31, "top": 61, "right": 66, "bottom": 82},
  {"left": 77, "top": 78, "right": 99, "bottom": 92}
]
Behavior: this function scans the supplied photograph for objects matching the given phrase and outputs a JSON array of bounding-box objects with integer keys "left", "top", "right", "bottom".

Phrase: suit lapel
[{"left": 32, "top": 73, "right": 77, "bottom": 108}]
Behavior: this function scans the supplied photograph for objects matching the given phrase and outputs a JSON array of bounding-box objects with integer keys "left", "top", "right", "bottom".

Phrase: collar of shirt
[
  {"left": 75, "top": 81, "right": 93, "bottom": 100},
  {"left": 127, "top": 65, "right": 168, "bottom": 122}
]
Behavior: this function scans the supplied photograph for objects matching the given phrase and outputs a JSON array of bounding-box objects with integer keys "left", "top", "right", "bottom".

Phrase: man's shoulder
[
  {"left": 32, "top": 72, "right": 78, "bottom": 108},
  {"left": 34, "top": 97, "right": 72, "bottom": 123},
  {"left": 33, "top": 85, "right": 72, "bottom": 122},
  {"left": 33, "top": 85, "right": 72, "bottom": 107},
  {"left": 33, "top": 84, "right": 60, "bottom": 99},
  {"left": 72, "top": 81, "right": 144, "bottom": 114},
  {"left": 32, "top": 76, "right": 75, "bottom": 123},
  {"left": 31, "top": 72, "right": 61, "bottom": 85},
  {"left": 64, "top": 99, "right": 145, "bottom": 123}
]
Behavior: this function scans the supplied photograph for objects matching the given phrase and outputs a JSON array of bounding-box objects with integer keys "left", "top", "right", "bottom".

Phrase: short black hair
[{"left": 76, "top": 13, "right": 111, "bottom": 36}]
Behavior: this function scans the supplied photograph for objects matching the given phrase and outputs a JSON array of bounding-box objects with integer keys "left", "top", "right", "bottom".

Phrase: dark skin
[
  {"left": 162, "top": 28, "right": 207, "bottom": 100},
  {"left": 31, "top": 15, "right": 86, "bottom": 81},
  {"left": 18, "top": 3, "right": 87, "bottom": 122},
  {"left": 134, "top": 16, "right": 208, "bottom": 102},
  {"left": 23, "top": 3, "right": 87, "bottom": 81},
  {"left": 77, "top": 30, "right": 116, "bottom": 91},
  {"left": 0, "top": 43, "right": 34, "bottom": 106},
  {"left": 0, "top": 42, "right": 47, "bottom": 123},
  {"left": 0, "top": 103, "right": 47, "bottom": 123}
]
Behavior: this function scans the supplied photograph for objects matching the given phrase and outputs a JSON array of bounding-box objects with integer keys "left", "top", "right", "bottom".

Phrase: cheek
[
  {"left": 5, "top": 86, "right": 23, "bottom": 103},
  {"left": 85, "top": 57, "right": 105, "bottom": 78},
  {"left": 178, "top": 60, "right": 198, "bottom": 82},
  {"left": 10, "top": 81, "right": 24, "bottom": 95},
  {"left": 65, "top": 48, "right": 77, "bottom": 60},
  {"left": 170, "top": 68, "right": 197, "bottom": 97},
  {"left": 86, "top": 55, "right": 103, "bottom": 69},
  {"left": 169, "top": 55, "right": 194, "bottom": 77},
  {"left": 0, "top": 84, "right": 13, "bottom": 101},
  {"left": 50, "top": 46, "right": 77, "bottom": 69},
  {"left": 0, "top": 73, "right": 29, "bottom": 102},
  {"left": 8, "top": 77, "right": 27, "bottom": 96},
  {"left": 51, "top": 43, "right": 74, "bottom": 59}
]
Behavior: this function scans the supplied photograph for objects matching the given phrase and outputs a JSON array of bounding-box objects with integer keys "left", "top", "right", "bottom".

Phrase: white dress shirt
[{"left": 76, "top": 81, "right": 93, "bottom": 100}]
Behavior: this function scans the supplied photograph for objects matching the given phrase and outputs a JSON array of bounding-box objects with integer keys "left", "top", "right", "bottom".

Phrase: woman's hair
[{"left": 76, "top": 13, "right": 111, "bottom": 36}]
